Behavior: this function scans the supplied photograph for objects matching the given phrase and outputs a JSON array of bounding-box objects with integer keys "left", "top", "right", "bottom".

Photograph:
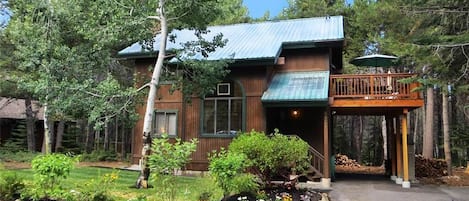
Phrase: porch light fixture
[{"left": 291, "top": 109, "right": 300, "bottom": 119}]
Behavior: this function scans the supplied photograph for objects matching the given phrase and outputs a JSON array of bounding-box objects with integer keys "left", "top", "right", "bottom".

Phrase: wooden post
[
  {"left": 401, "top": 109, "right": 410, "bottom": 188},
  {"left": 396, "top": 117, "right": 402, "bottom": 180},
  {"left": 321, "top": 109, "right": 331, "bottom": 188},
  {"left": 323, "top": 110, "right": 330, "bottom": 178},
  {"left": 386, "top": 116, "right": 396, "bottom": 179}
]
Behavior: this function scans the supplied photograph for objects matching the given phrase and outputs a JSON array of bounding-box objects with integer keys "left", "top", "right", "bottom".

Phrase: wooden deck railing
[
  {"left": 287, "top": 135, "right": 324, "bottom": 178},
  {"left": 330, "top": 73, "right": 421, "bottom": 100}
]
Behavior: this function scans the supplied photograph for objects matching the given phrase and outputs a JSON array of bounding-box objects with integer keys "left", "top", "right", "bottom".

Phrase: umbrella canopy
[{"left": 350, "top": 54, "right": 398, "bottom": 67}]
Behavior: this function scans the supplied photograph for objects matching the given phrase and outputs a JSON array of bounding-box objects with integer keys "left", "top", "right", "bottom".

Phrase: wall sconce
[{"left": 291, "top": 109, "right": 300, "bottom": 119}]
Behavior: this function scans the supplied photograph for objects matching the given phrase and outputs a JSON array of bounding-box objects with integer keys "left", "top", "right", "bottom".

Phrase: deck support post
[
  {"left": 322, "top": 109, "right": 331, "bottom": 188},
  {"left": 386, "top": 116, "right": 397, "bottom": 181},
  {"left": 401, "top": 109, "right": 410, "bottom": 188},
  {"left": 395, "top": 117, "right": 403, "bottom": 184}
]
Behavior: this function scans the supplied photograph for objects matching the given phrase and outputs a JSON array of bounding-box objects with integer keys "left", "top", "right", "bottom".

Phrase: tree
[
  {"left": 211, "top": 0, "right": 249, "bottom": 25},
  {"left": 423, "top": 86, "right": 434, "bottom": 158},
  {"left": 4, "top": 0, "right": 154, "bottom": 153},
  {"left": 279, "top": 0, "right": 346, "bottom": 19},
  {"left": 378, "top": 0, "right": 469, "bottom": 173},
  {"left": 442, "top": 88, "right": 452, "bottom": 175},
  {"left": 136, "top": 0, "right": 231, "bottom": 188},
  {"left": 1, "top": 21, "right": 39, "bottom": 152}
]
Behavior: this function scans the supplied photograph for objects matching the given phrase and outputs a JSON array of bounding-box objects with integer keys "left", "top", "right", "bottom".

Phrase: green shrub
[
  {"left": 197, "top": 191, "right": 212, "bottom": 201},
  {"left": 148, "top": 134, "right": 198, "bottom": 201},
  {"left": 23, "top": 153, "right": 78, "bottom": 200},
  {"left": 1, "top": 120, "right": 28, "bottom": 152},
  {"left": 0, "top": 150, "right": 39, "bottom": 162},
  {"left": 209, "top": 149, "right": 258, "bottom": 196},
  {"left": 81, "top": 150, "right": 118, "bottom": 162},
  {"left": 230, "top": 173, "right": 259, "bottom": 194},
  {"left": 0, "top": 166, "right": 25, "bottom": 201},
  {"left": 228, "top": 130, "right": 310, "bottom": 185}
]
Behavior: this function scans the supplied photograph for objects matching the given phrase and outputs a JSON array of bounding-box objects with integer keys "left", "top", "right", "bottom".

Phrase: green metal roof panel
[
  {"left": 118, "top": 16, "right": 344, "bottom": 61},
  {"left": 261, "top": 71, "right": 330, "bottom": 103}
]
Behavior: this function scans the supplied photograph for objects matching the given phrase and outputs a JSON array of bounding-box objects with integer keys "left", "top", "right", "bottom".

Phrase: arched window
[{"left": 201, "top": 81, "right": 245, "bottom": 136}]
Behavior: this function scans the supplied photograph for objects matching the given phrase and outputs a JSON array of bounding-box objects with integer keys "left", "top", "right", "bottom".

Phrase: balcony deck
[{"left": 329, "top": 73, "right": 424, "bottom": 115}]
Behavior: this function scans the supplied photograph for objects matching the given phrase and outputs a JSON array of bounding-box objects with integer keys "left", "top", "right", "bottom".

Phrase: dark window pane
[
  {"left": 216, "top": 100, "right": 229, "bottom": 134},
  {"left": 230, "top": 99, "right": 242, "bottom": 133},
  {"left": 204, "top": 100, "right": 215, "bottom": 134}
]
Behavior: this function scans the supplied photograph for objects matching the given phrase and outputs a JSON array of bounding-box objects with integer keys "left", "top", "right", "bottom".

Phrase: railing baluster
[{"left": 330, "top": 73, "right": 420, "bottom": 100}]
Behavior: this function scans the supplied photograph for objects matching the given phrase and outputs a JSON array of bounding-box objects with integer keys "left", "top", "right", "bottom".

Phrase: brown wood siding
[
  {"left": 183, "top": 69, "right": 267, "bottom": 170},
  {"left": 132, "top": 60, "right": 184, "bottom": 163},
  {"left": 131, "top": 47, "right": 334, "bottom": 167},
  {"left": 237, "top": 71, "right": 266, "bottom": 132},
  {"left": 279, "top": 49, "right": 329, "bottom": 71},
  {"left": 183, "top": 97, "right": 233, "bottom": 170}
]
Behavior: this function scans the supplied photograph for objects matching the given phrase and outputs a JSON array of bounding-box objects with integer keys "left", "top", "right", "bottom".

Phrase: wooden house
[{"left": 119, "top": 16, "right": 423, "bottom": 188}]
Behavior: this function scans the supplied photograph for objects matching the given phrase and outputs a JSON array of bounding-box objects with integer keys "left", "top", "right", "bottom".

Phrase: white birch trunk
[
  {"left": 42, "top": 105, "right": 51, "bottom": 154},
  {"left": 382, "top": 116, "right": 387, "bottom": 164},
  {"left": 136, "top": 0, "right": 168, "bottom": 189}
]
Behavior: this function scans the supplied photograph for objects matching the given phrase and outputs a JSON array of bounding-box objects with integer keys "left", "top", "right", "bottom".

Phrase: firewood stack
[
  {"left": 335, "top": 154, "right": 361, "bottom": 167},
  {"left": 415, "top": 155, "right": 448, "bottom": 178}
]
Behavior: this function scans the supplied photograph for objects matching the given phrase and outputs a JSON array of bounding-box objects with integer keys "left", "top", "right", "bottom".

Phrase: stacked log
[
  {"left": 415, "top": 155, "right": 448, "bottom": 178},
  {"left": 335, "top": 154, "right": 361, "bottom": 167}
]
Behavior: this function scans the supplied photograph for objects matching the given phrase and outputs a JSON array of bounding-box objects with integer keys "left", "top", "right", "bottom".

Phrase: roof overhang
[
  {"left": 117, "top": 16, "right": 345, "bottom": 63},
  {"left": 261, "top": 71, "right": 330, "bottom": 107}
]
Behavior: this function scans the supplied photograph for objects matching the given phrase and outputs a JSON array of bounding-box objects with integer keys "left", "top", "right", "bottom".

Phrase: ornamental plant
[
  {"left": 148, "top": 134, "right": 198, "bottom": 201},
  {"left": 228, "top": 130, "right": 310, "bottom": 185},
  {"left": 0, "top": 165, "right": 25, "bottom": 201},
  {"left": 25, "top": 153, "right": 78, "bottom": 200},
  {"left": 208, "top": 149, "right": 258, "bottom": 196}
]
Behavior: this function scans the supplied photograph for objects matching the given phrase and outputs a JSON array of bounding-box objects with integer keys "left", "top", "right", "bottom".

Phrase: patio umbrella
[
  {"left": 350, "top": 54, "right": 399, "bottom": 91},
  {"left": 350, "top": 54, "right": 398, "bottom": 67}
]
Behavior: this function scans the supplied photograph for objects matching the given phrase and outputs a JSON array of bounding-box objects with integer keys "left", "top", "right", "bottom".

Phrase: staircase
[
  {"left": 301, "top": 145, "right": 324, "bottom": 181},
  {"left": 287, "top": 135, "right": 324, "bottom": 180},
  {"left": 307, "top": 145, "right": 325, "bottom": 178}
]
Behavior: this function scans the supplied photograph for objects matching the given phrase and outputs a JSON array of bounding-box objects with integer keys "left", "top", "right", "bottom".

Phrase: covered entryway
[
  {"left": 265, "top": 107, "right": 325, "bottom": 156},
  {"left": 261, "top": 71, "right": 332, "bottom": 184}
]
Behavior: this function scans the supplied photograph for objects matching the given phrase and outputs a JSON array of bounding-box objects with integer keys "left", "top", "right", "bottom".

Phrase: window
[
  {"left": 152, "top": 110, "right": 178, "bottom": 137},
  {"left": 202, "top": 81, "right": 244, "bottom": 136}
]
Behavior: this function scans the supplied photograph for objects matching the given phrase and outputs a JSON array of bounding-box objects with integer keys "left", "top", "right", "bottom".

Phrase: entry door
[{"left": 265, "top": 107, "right": 324, "bottom": 151}]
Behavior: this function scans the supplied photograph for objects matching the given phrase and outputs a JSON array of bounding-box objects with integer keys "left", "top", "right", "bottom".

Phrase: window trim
[
  {"left": 152, "top": 109, "right": 178, "bottom": 138},
  {"left": 200, "top": 80, "right": 246, "bottom": 138}
]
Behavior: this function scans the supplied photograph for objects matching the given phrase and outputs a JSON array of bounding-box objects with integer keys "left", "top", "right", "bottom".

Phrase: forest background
[{"left": 0, "top": 0, "right": 468, "bottom": 171}]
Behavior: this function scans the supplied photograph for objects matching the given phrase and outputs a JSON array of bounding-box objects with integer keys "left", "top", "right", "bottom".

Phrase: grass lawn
[{"left": 2, "top": 166, "right": 223, "bottom": 201}]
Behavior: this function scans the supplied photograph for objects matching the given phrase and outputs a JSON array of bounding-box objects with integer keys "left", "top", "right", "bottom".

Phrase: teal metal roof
[
  {"left": 118, "top": 16, "right": 344, "bottom": 61},
  {"left": 261, "top": 71, "right": 329, "bottom": 106}
]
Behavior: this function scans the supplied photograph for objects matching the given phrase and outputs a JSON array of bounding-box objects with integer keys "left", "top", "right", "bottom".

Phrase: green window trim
[
  {"left": 200, "top": 80, "right": 246, "bottom": 138},
  {"left": 152, "top": 109, "right": 178, "bottom": 138}
]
